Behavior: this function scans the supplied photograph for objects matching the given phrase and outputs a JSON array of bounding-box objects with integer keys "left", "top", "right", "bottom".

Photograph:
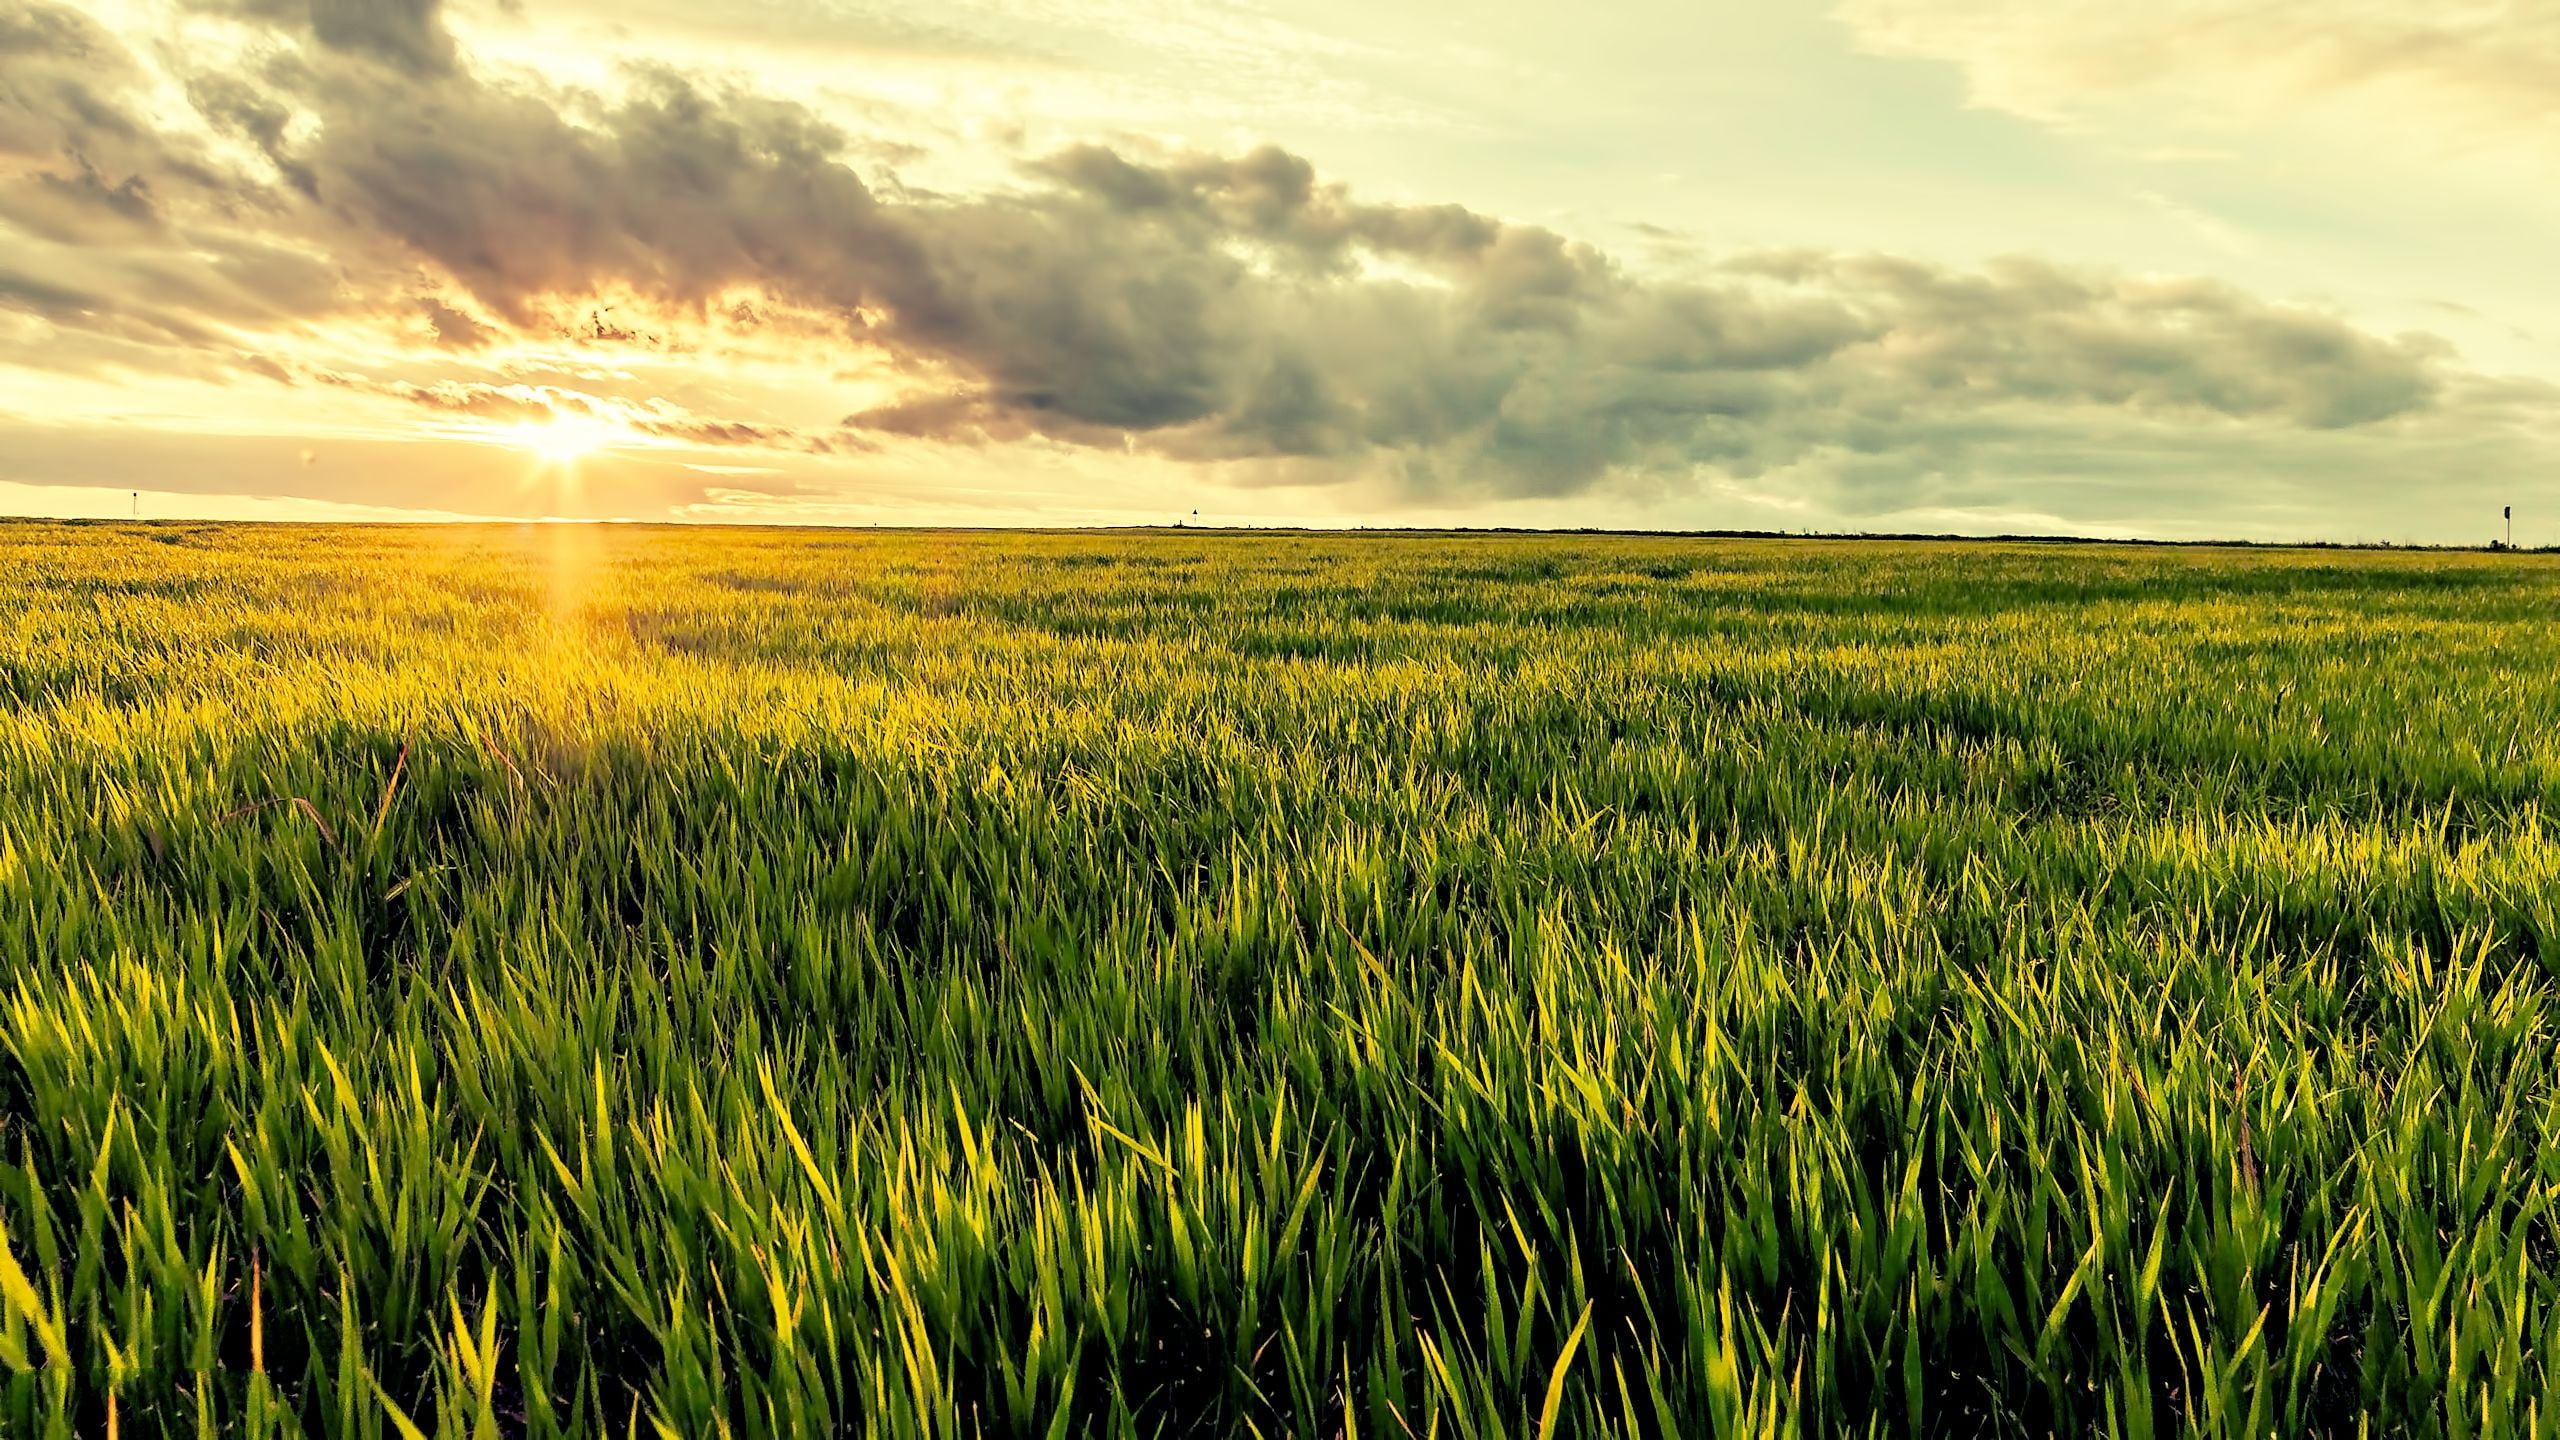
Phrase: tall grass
[{"left": 2, "top": 520, "right": 2556, "bottom": 1436}]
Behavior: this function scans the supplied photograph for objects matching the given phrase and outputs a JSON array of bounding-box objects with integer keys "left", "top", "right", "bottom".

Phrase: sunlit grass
[{"left": 0, "top": 521, "right": 2556, "bottom": 1436}]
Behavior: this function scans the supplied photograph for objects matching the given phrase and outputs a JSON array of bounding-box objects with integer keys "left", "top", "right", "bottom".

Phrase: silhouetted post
[
  {"left": 2507, "top": 505, "right": 2514, "bottom": 549},
  {"left": 132, "top": 491, "right": 139, "bottom": 521}
]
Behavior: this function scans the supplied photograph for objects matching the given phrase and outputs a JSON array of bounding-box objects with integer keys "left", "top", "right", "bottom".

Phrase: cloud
[
  {"left": 0, "top": 4, "right": 227, "bottom": 237},
  {"left": 347, "top": 377, "right": 851, "bottom": 452},
  {"left": 419, "top": 296, "right": 492, "bottom": 348},
  {"left": 1834, "top": 1, "right": 2560, "bottom": 147},
  {"left": 0, "top": 0, "right": 2550, "bottom": 518},
  {"left": 187, "top": 0, "right": 457, "bottom": 75}
]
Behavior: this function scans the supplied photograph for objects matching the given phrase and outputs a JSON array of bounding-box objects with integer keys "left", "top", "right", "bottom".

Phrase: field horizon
[{"left": 13, "top": 514, "right": 2552, "bottom": 557}]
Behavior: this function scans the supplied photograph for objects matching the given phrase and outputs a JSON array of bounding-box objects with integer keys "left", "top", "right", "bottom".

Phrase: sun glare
[
  {"left": 529, "top": 415, "right": 618, "bottom": 464},
  {"left": 510, "top": 414, "right": 626, "bottom": 465}
]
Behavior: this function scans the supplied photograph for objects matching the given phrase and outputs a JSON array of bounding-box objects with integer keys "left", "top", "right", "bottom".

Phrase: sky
[{"left": 4, "top": 0, "right": 2558, "bottom": 540}]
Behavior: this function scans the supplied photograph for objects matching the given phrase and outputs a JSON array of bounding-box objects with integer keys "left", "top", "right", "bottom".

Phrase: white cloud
[{"left": 1835, "top": 0, "right": 2560, "bottom": 152}]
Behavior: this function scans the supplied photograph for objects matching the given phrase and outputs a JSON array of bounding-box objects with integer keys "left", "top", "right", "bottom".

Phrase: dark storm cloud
[
  {"left": 186, "top": 0, "right": 455, "bottom": 74},
  {"left": 296, "top": 65, "right": 957, "bottom": 335},
  {"left": 419, "top": 296, "right": 492, "bottom": 348},
  {"left": 0, "top": 0, "right": 2512, "bottom": 496},
  {"left": 1029, "top": 143, "right": 1506, "bottom": 268},
  {"left": 0, "top": 3, "right": 206, "bottom": 216}
]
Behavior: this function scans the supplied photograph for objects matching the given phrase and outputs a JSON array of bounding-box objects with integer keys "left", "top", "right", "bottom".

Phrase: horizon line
[{"left": 8, "top": 513, "right": 2551, "bottom": 555}]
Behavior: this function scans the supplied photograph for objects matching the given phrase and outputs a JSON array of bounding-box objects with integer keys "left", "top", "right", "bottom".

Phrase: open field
[{"left": 4, "top": 522, "right": 2559, "bottom": 1437}]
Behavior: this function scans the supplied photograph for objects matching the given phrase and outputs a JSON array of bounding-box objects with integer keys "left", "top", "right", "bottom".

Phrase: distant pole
[
  {"left": 131, "top": 491, "right": 139, "bottom": 521},
  {"left": 2507, "top": 505, "right": 2514, "bottom": 549}
]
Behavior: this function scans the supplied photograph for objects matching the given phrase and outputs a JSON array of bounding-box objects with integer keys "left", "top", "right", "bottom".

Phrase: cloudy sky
[{"left": 4, "top": 0, "right": 2557, "bottom": 539}]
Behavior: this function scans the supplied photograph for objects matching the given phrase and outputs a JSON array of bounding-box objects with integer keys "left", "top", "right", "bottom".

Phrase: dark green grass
[{"left": 3, "top": 522, "right": 2558, "bottom": 1437}]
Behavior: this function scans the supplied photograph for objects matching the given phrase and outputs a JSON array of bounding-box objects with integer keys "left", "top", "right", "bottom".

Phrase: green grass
[{"left": 3, "top": 520, "right": 2558, "bottom": 1437}]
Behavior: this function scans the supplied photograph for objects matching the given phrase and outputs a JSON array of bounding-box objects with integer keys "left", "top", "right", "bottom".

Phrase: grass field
[{"left": 3, "top": 521, "right": 2558, "bottom": 1438}]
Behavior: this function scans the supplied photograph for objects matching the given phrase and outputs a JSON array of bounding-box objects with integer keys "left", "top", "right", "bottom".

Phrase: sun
[{"left": 511, "top": 413, "right": 625, "bottom": 465}]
